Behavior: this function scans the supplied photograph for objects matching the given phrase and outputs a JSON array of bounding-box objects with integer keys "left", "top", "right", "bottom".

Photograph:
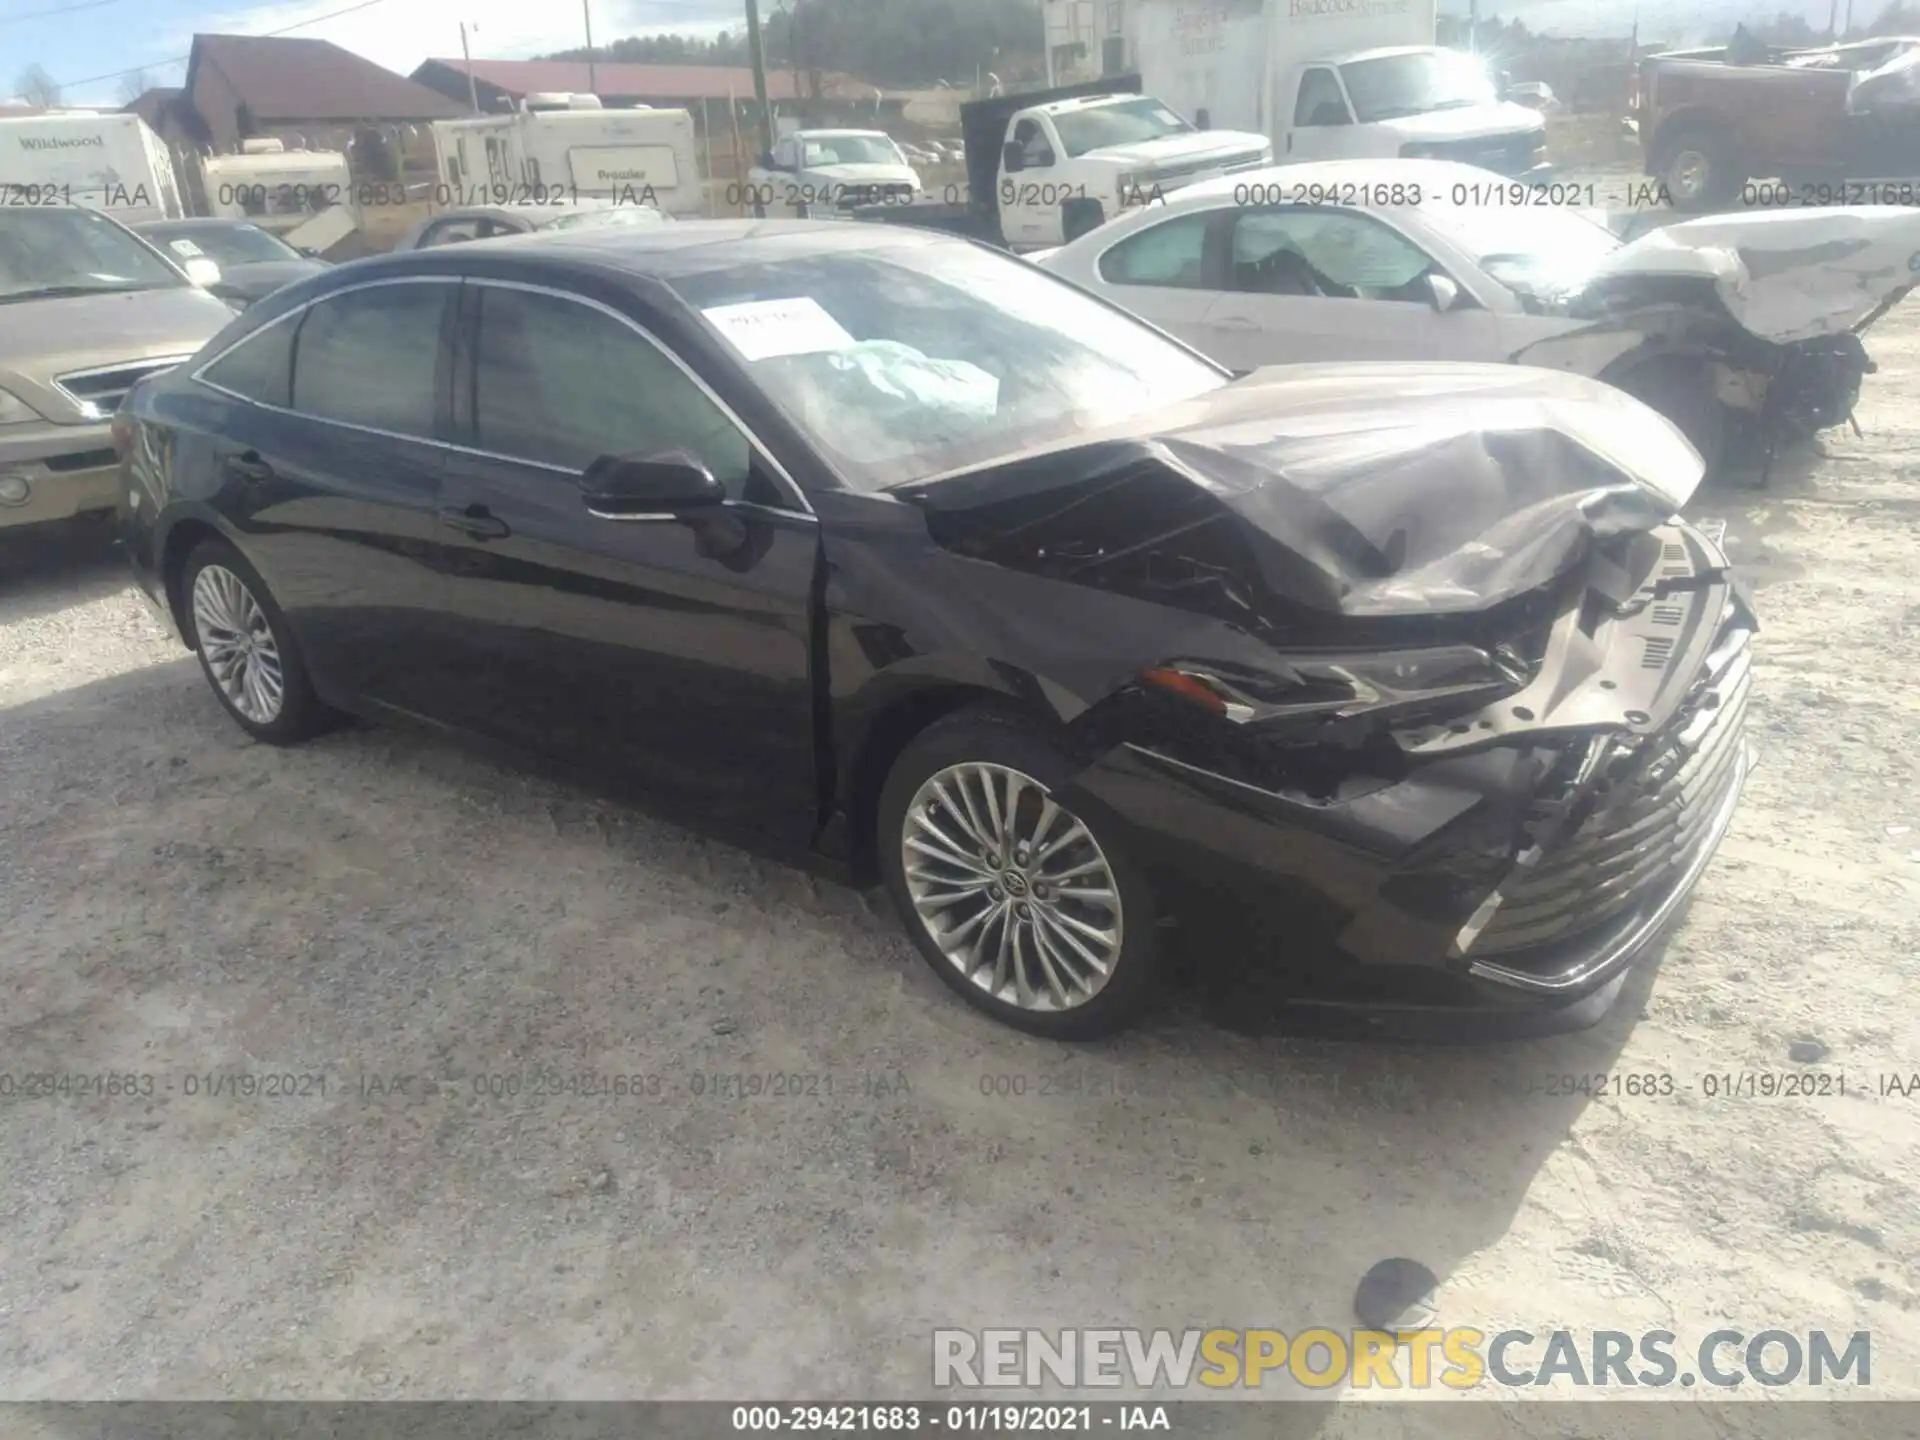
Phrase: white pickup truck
[
  {"left": 746, "top": 129, "right": 925, "bottom": 217},
  {"left": 857, "top": 78, "right": 1271, "bottom": 251}
]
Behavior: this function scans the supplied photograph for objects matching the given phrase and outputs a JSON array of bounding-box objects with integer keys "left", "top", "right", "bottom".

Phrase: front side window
[
  {"left": 420, "top": 217, "right": 485, "bottom": 248},
  {"left": 291, "top": 282, "right": 448, "bottom": 437},
  {"left": 1097, "top": 213, "right": 1212, "bottom": 289},
  {"left": 200, "top": 315, "right": 297, "bottom": 407},
  {"left": 1294, "top": 69, "right": 1351, "bottom": 126},
  {"left": 1012, "top": 119, "right": 1053, "bottom": 167},
  {"left": 1229, "top": 209, "right": 1436, "bottom": 300},
  {"left": 668, "top": 238, "right": 1227, "bottom": 491},
  {"left": 471, "top": 285, "right": 752, "bottom": 492}
]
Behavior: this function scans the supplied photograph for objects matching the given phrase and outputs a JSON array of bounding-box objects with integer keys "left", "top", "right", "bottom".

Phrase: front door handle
[
  {"left": 1213, "top": 314, "right": 1261, "bottom": 331},
  {"left": 224, "top": 451, "right": 274, "bottom": 483},
  {"left": 437, "top": 503, "right": 510, "bottom": 540}
]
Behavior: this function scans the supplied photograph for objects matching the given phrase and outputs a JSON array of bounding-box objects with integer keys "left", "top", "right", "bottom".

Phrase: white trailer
[
  {"left": 0, "top": 111, "right": 182, "bottom": 221},
  {"left": 199, "top": 139, "right": 359, "bottom": 235},
  {"left": 432, "top": 95, "right": 704, "bottom": 215}
]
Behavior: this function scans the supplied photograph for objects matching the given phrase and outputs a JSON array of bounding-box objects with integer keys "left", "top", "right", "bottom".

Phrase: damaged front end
[
  {"left": 890, "top": 364, "right": 1757, "bottom": 1015},
  {"left": 1523, "top": 207, "right": 1920, "bottom": 470}
]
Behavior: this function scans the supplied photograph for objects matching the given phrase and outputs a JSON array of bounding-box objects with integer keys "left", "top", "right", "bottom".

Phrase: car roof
[
  {"left": 1337, "top": 45, "right": 1445, "bottom": 64},
  {"left": 385, "top": 217, "right": 957, "bottom": 278}
]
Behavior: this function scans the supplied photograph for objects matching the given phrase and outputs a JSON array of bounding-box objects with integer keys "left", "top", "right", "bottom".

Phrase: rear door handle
[
  {"left": 437, "top": 504, "right": 510, "bottom": 540},
  {"left": 224, "top": 451, "right": 274, "bottom": 482}
]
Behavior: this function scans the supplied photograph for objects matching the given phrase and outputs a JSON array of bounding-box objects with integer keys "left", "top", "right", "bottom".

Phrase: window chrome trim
[
  {"left": 464, "top": 276, "right": 814, "bottom": 517},
  {"left": 188, "top": 272, "right": 817, "bottom": 521}
]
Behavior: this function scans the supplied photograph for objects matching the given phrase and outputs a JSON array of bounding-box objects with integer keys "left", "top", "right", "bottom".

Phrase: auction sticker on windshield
[{"left": 702, "top": 297, "right": 856, "bottom": 361}]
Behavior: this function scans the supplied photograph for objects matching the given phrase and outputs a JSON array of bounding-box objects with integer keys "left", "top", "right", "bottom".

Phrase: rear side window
[
  {"left": 1097, "top": 213, "right": 1212, "bottom": 288},
  {"left": 291, "top": 283, "right": 449, "bottom": 438},
  {"left": 200, "top": 315, "right": 296, "bottom": 407}
]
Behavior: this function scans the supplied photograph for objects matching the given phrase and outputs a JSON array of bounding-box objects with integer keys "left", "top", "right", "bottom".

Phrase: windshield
[
  {"left": 542, "top": 206, "right": 670, "bottom": 231},
  {"left": 668, "top": 241, "right": 1227, "bottom": 491},
  {"left": 0, "top": 206, "right": 186, "bottom": 302},
  {"left": 800, "top": 134, "right": 905, "bottom": 166},
  {"left": 1051, "top": 98, "right": 1193, "bottom": 158},
  {"left": 1339, "top": 51, "right": 1498, "bottom": 123},
  {"left": 1421, "top": 201, "right": 1622, "bottom": 297},
  {"left": 144, "top": 223, "right": 302, "bottom": 267}
]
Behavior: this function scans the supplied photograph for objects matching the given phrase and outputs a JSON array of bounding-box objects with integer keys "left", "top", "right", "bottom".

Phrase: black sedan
[
  {"left": 134, "top": 218, "right": 328, "bottom": 309},
  {"left": 115, "top": 221, "right": 1754, "bottom": 1040}
]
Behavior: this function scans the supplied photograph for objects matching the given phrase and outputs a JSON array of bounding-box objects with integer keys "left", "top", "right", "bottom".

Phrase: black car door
[
  {"left": 194, "top": 276, "right": 459, "bottom": 720},
  {"left": 430, "top": 278, "right": 822, "bottom": 847}
]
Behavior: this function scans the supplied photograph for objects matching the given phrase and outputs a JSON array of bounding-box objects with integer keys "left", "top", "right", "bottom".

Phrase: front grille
[
  {"left": 53, "top": 357, "right": 194, "bottom": 418},
  {"left": 1423, "top": 129, "right": 1546, "bottom": 176},
  {"left": 1149, "top": 151, "right": 1269, "bottom": 187},
  {"left": 1464, "top": 633, "right": 1752, "bottom": 959}
]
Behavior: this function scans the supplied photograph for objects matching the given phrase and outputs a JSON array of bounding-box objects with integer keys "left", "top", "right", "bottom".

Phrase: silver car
[{"left": 1, "top": 206, "right": 236, "bottom": 533}]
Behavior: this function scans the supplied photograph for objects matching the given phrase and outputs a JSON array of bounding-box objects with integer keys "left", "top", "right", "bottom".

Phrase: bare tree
[
  {"left": 14, "top": 63, "right": 61, "bottom": 108},
  {"left": 117, "top": 69, "right": 154, "bottom": 107}
]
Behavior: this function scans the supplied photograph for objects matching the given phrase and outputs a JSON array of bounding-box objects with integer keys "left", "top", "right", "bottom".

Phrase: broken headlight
[{"left": 1142, "top": 645, "right": 1530, "bottom": 727}]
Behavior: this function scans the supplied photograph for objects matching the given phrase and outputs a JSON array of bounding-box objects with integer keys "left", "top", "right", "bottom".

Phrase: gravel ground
[{"left": 1, "top": 309, "right": 1917, "bottom": 1424}]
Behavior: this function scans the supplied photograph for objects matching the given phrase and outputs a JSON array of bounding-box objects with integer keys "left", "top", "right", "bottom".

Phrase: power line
[{"left": 0, "top": 0, "right": 138, "bottom": 28}]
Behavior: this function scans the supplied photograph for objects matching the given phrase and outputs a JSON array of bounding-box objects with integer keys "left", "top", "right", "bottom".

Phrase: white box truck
[
  {"left": 0, "top": 111, "right": 184, "bottom": 221},
  {"left": 1125, "top": 0, "right": 1551, "bottom": 177},
  {"left": 432, "top": 95, "right": 704, "bottom": 216}
]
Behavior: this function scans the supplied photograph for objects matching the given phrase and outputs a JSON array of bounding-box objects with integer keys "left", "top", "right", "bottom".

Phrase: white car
[{"left": 1037, "top": 158, "right": 1920, "bottom": 471}]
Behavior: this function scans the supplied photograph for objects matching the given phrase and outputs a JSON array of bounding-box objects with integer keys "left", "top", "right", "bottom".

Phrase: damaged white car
[{"left": 1036, "top": 159, "right": 1920, "bottom": 477}]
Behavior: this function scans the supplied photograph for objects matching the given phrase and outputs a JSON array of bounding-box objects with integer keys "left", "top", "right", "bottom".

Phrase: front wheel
[{"left": 878, "top": 708, "right": 1162, "bottom": 1039}]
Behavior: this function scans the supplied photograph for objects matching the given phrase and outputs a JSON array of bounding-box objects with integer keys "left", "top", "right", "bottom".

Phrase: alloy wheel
[
  {"left": 191, "top": 563, "right": 285, "bottom": 725},
  {"left": 899, "top": 762, "right": 1124, "bottom": 1012}
]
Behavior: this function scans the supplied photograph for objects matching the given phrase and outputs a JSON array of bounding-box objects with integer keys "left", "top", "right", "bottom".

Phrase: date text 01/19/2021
[{"left": 729, "top": 1405, "right": 1171, "bottom": 1431}]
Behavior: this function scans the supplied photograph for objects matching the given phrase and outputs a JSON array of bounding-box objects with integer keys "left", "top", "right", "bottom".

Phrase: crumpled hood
[
  {"left": 1589, "top": 206, "right": 1920, "bottom": 343},
  {"left": 901, "top": 362, "right": 1703, "bottom": 620}
]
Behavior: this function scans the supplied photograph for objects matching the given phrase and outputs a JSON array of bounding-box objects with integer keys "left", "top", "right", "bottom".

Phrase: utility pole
[
  {"left": 583, "top": 0, "right": 599, "bottom": 97},
  {"left": 744, "top": 0, "right": 774, "bottom": 161},
  {"left": 459, "top": 21, "right": 481, "bottom": 114}
]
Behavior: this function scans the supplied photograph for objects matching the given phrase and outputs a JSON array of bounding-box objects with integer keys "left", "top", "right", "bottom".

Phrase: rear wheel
[
  {"left": 877, "top": 708, "right": 1162, "bottom": 1039},
  {"left": 181, "top": 537, "right": 334, "bottom": 744}
]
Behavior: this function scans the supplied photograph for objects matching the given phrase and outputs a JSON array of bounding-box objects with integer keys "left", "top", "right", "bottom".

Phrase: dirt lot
[{"left": 1, "top": 311, "right": 1917, "bottom": 1422}]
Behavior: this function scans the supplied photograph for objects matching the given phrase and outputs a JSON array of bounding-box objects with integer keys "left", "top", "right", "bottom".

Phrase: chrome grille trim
[
  {"left": 53, "top": 355, "right": 197, "bottom": 418},
  {"left": 1460, "top": 630, "right": 1752, "bottom": 966}
]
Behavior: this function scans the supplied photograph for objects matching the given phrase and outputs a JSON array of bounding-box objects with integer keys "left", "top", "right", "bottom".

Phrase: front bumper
[
  {"left": 0, "top": 419, "right": 121, "bottom": 530},
  {"left": 1065, "top": 522, "right": 1754, "bottom": 1032}
]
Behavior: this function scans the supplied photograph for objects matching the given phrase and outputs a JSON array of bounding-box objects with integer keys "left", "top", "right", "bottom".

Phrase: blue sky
[{"left": 2, "top": 0, "right": 746, "bottom": 107}]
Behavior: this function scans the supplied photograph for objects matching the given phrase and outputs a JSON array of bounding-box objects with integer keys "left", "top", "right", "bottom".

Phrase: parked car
[
  {"left": 1036, "top": 158, "right": 1920, "bottom": 472},
  {"left": 134, "top": 217, "right": 328, "bottom": 310},
  {"left": 117, "top": 222, "right": 1753, "bottom": 1039},
  {"left": 1633, "top": 35, "right": 1920, "bottom": 210},
  {"left": 389, "top": 198, "right": 671, "bottom": 251},
  {"left": 0, "top": 205, "right": 237, "bottom": 535}
]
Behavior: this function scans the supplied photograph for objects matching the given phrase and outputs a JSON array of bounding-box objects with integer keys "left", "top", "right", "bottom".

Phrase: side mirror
[
  {"left": 759, "top": 149, "right": 776, "bottom": 169},
  {"left": 1002, "top": 139, "right": 1025, "bottom": 173},
  {"left": 1195, "top": 108, "right": 1212, "bottom": 129},
  {"left": 183, "top": 256, "right": 222, "bottom": 288},
  {"left": 581, "top": 452, "right": 725, "bottom": 520},
  {"left": 1426, "top": 273, "right": 1461, "bottom": 312}
]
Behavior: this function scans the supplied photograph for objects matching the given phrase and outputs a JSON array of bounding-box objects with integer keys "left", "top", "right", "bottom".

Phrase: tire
[
  {"left": 1613, "top": 356, "right": 1729, "bottom": 478},
  {"left": 180, "top": 537, "right": 334, "bottom": 745},
  {"left": 877, "top": 706, "right": 1162, "bottom": 1039},
  {"left": 1655, "top": 124, "right": 1744, "bottom": 212}
]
